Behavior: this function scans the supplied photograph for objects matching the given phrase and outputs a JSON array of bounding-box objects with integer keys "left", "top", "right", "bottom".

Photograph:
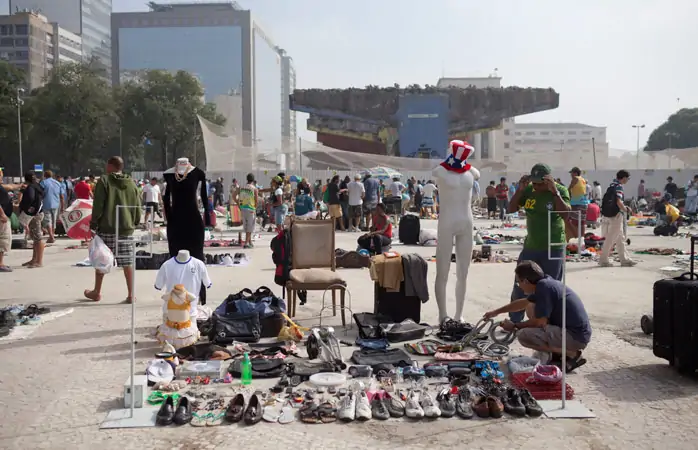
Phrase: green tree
[
  {"left": 117, "top": 70, "right": 226, "bottom": 170},
  {"left": 0, "top": 60, "right": 29, "bottom": 175},
  {"left": 26, "top": 62, "right": 118, "bottom": 174},
  {"left": 645, "top": 108, "right": 698, "bottom": 151}
]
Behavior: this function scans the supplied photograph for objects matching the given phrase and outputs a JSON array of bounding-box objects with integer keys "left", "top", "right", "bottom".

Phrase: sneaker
[
  {"left": 598, "top": 261, "right": 614, "bottom": 267},
  {"left": 503, "top": 388, "right": 526, "bottom": 417},
  {"left": 337, "top": 392, "right": 356, "bottom": 422},
  {"left": 487, "top": 395, "right": 504, "bottom": 418},
  {"left": 371, "top": 397, "right": 390, "bottom": 420},
  {"left": 420, "top": 391, "right": 441, "bottom": 418},
  {"left": 385, "top": 393, "right": 405, "bottom": 418},
  {"left": 520, "top": 389, "right": 544, "bottom": 417},
  {"left": 436, "top": 390, "right": 456, "bottom": 418},
  {"left": 405, "top": 391, "right": 424, "bottom": 419},
  {"left": 473, "top": 396, "right": 490, "bottom": 418},
  {"left": 455, "top": 387, "right": 474, "bottom": 419},
  {"left": 355, "top": 391, "right": 372, "bottom": 421},
  {"left": 620, "top": 260, "right": 637, "bottom": 267}
]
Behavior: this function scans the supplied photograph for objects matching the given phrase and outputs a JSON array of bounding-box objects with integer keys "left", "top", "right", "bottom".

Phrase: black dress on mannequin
[{"left": 163, "top": 166, "right": 211, "bottom": 304}]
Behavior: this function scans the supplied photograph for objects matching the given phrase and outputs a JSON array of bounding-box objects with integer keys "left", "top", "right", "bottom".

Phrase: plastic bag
[{"left": 88, "top": 235, "right": 116, "bottom": 274}]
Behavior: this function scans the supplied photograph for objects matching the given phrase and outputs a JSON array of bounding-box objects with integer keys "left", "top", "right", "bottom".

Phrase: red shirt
[
  {"left": 586, "top": 202, "right": 600, "bottom": 222},
  {"left": 372, "top": 213, "right": 393, "bottom": 238},
  {"left": 74, "top": 181, "right": 91, "bottom": 199},
  {"left": 495, "top": 184, "right": 509, "bottom": 200}
]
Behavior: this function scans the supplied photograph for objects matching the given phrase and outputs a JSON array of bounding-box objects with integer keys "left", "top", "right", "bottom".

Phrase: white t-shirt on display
[
  {"left": 347, "top": 181, "right": 365, "bottom": 206},
  {"left": 423, "top": 183, "right": 437, "bottom": 198},
  {"left": 143, "top": 184, "right": 161, "bottom": 203},
  {"left": 388, "top": 181, "right": 404, "bottom": 197},
  {"left": 155, "top": 257, "right": 211, "bottom": 299}
]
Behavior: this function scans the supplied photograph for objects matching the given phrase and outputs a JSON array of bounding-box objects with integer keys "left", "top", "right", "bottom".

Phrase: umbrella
[
  {"left": 289, "top": 175, "right": 302, "bottom": 183},
  {"left": 61, "top": 199, "right": 93, "bottom": 240},
  {"left": 361, "top": 166, "right": 403, "bottom": 181}
]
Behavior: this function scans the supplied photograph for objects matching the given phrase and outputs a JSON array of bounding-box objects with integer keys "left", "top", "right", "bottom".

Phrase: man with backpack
[
  {"left": 18, "top": 172, "right": 45, "bottom": 268},
  {"left": 599, "top": 170, "right": 636, "bottom": 267}
]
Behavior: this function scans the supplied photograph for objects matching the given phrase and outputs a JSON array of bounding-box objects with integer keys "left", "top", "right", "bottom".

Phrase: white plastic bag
[{"left": 88, "top": 235, "right": 116, "bottom": 274}]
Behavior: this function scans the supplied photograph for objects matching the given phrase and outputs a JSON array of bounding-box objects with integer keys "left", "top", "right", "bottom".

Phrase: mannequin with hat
[{"left": 433, "top": 140, "right": 480, "bottom": 323}]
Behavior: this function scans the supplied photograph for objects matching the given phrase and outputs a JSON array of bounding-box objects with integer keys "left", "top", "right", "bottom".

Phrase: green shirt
[
  {"left": 518, "top": 184, "right": 571, "bottom": 251},
  {"left": 238, "top": 185, "right": 257, "bottom": 211}
]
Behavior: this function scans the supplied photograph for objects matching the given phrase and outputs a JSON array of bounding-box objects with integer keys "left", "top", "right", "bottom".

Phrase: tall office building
[
  {"left": 111, "top": 2, "right": 296, "bottom": 151},
  {"left": 9, "top": 0, "right": 112, "bottom": 75}
]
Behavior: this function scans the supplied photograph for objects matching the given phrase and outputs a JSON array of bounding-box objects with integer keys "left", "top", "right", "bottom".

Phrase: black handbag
[
  {"left": 228, "top": 358, "right": 286, "bottom": 378},
  {"left": 380, "top": 319, "right": 432, "bottom": 343},
  {"left": 352, "top": 312, "right": 392, "bottom": 339},
  {"left": 350, "top": 348, "right": 413, "bottom": 367},
  {"left": 209, "top": 312, "right": 261, "bottom": 344}
]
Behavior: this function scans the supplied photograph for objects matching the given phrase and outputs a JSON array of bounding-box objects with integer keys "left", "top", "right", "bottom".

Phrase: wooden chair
[{"left": 286, "top": 218, "right": 348, "bottom": 325}]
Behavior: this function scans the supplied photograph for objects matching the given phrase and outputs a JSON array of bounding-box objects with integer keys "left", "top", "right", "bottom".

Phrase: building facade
[
  {"left": 9, "top": 0, "right": 112, "bottom": 76},
  {"left": 111, "top": 2, "right": 296, "bottom": 152},
  {"left": 0, "top": 11, "right": 82, "bottom": 90}
]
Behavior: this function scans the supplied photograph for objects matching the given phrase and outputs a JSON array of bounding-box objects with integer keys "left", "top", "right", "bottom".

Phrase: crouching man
[{"left": 483, "top": 260, "right": 592, "bottom": 372}]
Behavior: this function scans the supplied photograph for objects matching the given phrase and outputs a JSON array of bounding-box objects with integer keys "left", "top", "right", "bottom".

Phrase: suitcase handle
[{"left": 675, "top": 272, "right": 698, "bottom": 281}]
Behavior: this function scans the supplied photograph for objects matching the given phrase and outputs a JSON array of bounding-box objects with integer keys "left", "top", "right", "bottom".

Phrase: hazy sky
[{"left": 4, "top": 0, "right": 696, "bottom": 151}]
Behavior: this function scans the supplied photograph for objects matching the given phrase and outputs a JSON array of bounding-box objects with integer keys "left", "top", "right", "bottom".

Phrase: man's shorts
[
  {"left": 487, "top": 197, "right": 497, "bottom": 212},
  {"left": 42, "top": 208, "right": 58, "bottom": 229},
  {"left": 145, "top": 202, "right": 160, "bottom": 214},
  {"left": 349, "top": 205, "right": 362, "bottom": 218},
  {"left": 242, "top": 208, "right": 256, "bottom": 233},
  {"left": 422, "top": 197, "right": 434, "bottom": 207},
  {"left": 0, "top": 219, "right": 11, "bottom": 254},
  {"left": 363, "top": 201, "right": 377, "bottom": 215},
  {"left": 517, "top": 325, "right": 588, "bottom": 352},
  {"left": 99, "top": 233, "right": 135, "bottom": 267},
  {"left": 329, "top": 204, "right": 343, "bottom": 219},
  {"left": 28, "top": 213, "right": 44, "bottom": 242}
]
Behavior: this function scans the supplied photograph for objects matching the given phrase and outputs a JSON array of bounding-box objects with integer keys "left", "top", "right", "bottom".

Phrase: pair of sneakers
[
  {"left": 337, "top": 391, "right": 372, "bottom": 421},
  {"left": 405, "top": 390, "right": 441, "bottom": 419}
]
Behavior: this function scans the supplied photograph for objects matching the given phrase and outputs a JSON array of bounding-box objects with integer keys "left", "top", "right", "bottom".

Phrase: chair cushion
[{"left": 289, "top": 268, "right": 345, "bottom": 285}]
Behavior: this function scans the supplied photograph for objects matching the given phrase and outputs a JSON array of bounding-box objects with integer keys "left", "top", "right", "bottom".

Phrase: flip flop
[
  {"left": 299, "top": 401, "right": 319, "bottom": 424},
  {"left": 317, "top": 401, "right": 337, "bottom": 423},
  {"left": 206, "top": 409, "right": 225, "bottom": 426},
  {"left": 191, "top": 411, "right": 208, "bottom": 427},
  {"left": 278, "top": 403, "right": 295, "bottom": 424},
  {"left": 566, "top": 355, "right": 587, "bottom": 373}
]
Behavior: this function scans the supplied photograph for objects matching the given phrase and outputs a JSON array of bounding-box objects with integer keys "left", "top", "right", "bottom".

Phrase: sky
[{"left": 3, "top": 0, "right": 697, "bottom": 151}]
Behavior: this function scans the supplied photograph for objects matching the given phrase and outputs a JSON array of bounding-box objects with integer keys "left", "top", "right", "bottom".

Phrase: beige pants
[
  {"left": 599, "top": 213, "right": 629, "bottom": 263},
  {"left": 517, "top": 325, "right": 587, "bottom": 352},
  {"left": 0, "top": 219, "right": 11, "bottom": 254}
]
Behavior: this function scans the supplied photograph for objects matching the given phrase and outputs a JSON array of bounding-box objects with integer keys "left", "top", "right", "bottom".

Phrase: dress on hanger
[
  {"left": 156, "top": 284, "right": 199, "bottom": 349},
  {"left": 163, "top": 166, "right": 211, "bottom": 304}
]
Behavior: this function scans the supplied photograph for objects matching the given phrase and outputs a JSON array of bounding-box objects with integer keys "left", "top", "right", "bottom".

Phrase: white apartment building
[{"left": 53, "top": 25, "right": 82, "bottom": 65}]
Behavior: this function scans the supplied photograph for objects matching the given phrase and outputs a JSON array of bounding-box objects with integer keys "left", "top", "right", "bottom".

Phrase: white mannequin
[
  {"left": 176, "top": 249, "right": 190, "bottom": 263},
  {"left": 163, "top": 157, "right": 195, "bottom": 176},
  {"left": 433, "top": 140, "right": 481, "bottom": 323}
]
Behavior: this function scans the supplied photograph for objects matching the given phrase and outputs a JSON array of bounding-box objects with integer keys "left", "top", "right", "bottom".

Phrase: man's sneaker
[
  {"left": 473, "top": 396, "right": 490, "bottom": 418},
  {"left": 503, "top": 388, "right": 526, "bottom": 417},
  {"left": 487, "top": 395, "right": 504, "bottom": 418},
  {"left": 355, "top": 391, "right": 372, "bottom": 421},
  {"left": 620, "top": 260, "right": 637, "bottom": 267},
  {"left": 385, "top": 393, "right": 405, "bottom": 418},
  {"left": 405, "top": 391, "right": 424, "bottom": 419},
  {"left": 436, "top": 390, "right": 456, "bottom": 418},
  {"left": 371, "top": 396, "right": 390, "bottom": 420},
  {"left": 520, "top": 389, "right": 544, "bottom": 417},
  {"left": 337, "top": 392, "right": 356, "bottom": 422},
  {"left": 455, "top": 387, "right": 474, "bottom": 419},
  {"left": 420, "top": 391, "right": 441, "bottom": 418}
]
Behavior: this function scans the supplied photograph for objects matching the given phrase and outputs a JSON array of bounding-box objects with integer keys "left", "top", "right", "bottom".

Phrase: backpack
[
  {"left": 601, "top": 186, "right": 620, "bottom": 218},
  {"left": 270, "top": 229, "right": 291, "bottom": 286},
  {"left": 398, "top": 214, "right": 421, "bottom": 245}
]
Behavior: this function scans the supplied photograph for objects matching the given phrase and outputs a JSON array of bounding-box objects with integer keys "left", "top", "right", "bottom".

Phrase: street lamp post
[
  {"left": 632, "top": 124, "right": 645, "bottom": 169},
  {"left": 16, "top": 88, "right": 25, "bottom": 176}
]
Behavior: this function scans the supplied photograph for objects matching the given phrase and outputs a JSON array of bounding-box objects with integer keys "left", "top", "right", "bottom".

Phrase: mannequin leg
[
  {"left": 435, "top": 232, "right": 454, "bottom": 322},
  {"left": 453, "top": 232, "right": 473, "bottom": 322}
]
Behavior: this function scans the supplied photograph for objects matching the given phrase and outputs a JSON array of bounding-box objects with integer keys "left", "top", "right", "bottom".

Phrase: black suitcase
[
  {"left": 374, "top": 282, "right": 421, "bottom": 323},
  {"left": 653, "top": 235, "right": 698, "bottom": 372},
  {"left": 398, "top": 214, "right": 420, "bottom": 245},
  {"left": 135, "top": 251, "right": 170, "bottom": 270}
]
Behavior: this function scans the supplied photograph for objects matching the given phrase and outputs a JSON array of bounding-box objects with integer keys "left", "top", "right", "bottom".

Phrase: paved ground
[{"left": 1, "top": 218, "right": 698, "bottom": 450}]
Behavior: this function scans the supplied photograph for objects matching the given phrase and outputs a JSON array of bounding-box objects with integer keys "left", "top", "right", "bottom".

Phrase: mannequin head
[{"left": 176, "top": 158, "right": 190, "bottom": 175}]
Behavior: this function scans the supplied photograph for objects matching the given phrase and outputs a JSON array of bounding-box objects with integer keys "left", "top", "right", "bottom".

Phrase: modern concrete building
[
  {"left": 9, "top": 0, "right": 112, "bottom": 75},
  {"left": 0, "top": 11, "right": 82, "bottom": 90},
  {"left": 111, "top": 1, "right": 296, "bottom": 151}
]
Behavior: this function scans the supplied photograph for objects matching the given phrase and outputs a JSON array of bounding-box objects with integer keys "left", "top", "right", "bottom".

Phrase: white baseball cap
[{"left": 146, "top": 359, "right": 175, "bottom": 384}]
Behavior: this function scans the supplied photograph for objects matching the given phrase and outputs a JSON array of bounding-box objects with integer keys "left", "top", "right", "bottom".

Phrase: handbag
[
  {"left": 228, "top": 358, "right": 286, "bottom": 378},
  {"left": 379, "top": 319, "right": 431, "bottom": 343},
  {"left": 352, "top": 312, "right": 392, "bottom": 339},
  {"left": 209, "top": 312, "right": 261, "bottom": 344},
  {"left": 350, "top": 348, "right": 413, "bottom": 367}
]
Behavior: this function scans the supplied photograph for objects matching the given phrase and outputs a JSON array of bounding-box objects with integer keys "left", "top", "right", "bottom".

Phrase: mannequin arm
[{"left": 162, "top": 179, "right": 171, "bottom": 220}]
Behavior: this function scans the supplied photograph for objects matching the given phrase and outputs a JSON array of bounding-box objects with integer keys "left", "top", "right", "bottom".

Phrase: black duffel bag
[
  {"left": 228, "top": 358, "right": 286, "bottom": 378},
  {"left": 351, "top": 348, "right": 413, "bottom": 367},
  {"left": 209, "top": 312, "right": 261, "bottom": 344},
  {"left": 221, "top": 286, "right": 286, "bottom": 338}
]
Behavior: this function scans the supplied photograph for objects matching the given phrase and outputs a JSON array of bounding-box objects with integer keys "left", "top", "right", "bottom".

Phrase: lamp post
[
  {"left": 16, "top": 87, "right": 25, "bottom": 176},
  {"left": 632, "top": 124, "right": 645, "bottom": 169}
]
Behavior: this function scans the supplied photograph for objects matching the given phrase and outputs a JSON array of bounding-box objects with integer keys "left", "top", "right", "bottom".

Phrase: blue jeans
[
  {"left": 273, "top": 204, "right": 288, "bottom": 226},
  {"left": 510, "top": 247, "right": 564, "bottom": 322}
]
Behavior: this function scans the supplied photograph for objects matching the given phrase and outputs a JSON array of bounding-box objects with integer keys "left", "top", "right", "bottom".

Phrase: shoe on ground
[
  {"left": 503, "top": 388, "right": 526, "bottom": 417},
  {"left": 371, "top": 397, "right": 390, "bottom": 420},
  {"left": 455, "top": 387, "right": 474, "bottom": 419},
  {"left": 598, "top": 261, "right": 614, "bottom": 267},
  {"left": 520, "top": 389, "right": 544, "bottom": 417},
  {"left": 338, "top": 391, "right": 356, "bottom": 422},
  {"left": 620, "top": 260, "right": 637, "bottom": 267},
  {"left": 420, "top": 391, "right": 441, "bottom": 418},
  {"left": 436, "top": 390, "right": 456, "bottom": 418},
  {"left": 566, "top": 351, "right": 588, "bottom": 373},
  {"left": 405, "top": 391, "right": 424, "bottom": 419},
  {"left": 156, "top": 396, "right": 175, "bottom": 425},
  {"left": 385, "top": 393, "right": 406, "bottom": 418},
  {"left": 487, "top": 395, "right": 504, "bottom": 418},
  {"left": 173, "top": 397, "right": 192, "bottom": 425},
  {"left": 355, "top": 391, "right": 372, "bottom": 421},
  {"left": 473, "top": 396, "right": 490, "bottom": 418}
]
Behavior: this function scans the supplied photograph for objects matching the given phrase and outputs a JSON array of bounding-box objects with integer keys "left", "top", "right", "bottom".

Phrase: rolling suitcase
[
  {"left": 398, "top": 214, "right": 420, "bottom": 245},
  {"left": 652, "top": 235, "right": 698, "bottom": 372},
  {"left": 374, "top": 281, "right": 421, "bottom": 323}
]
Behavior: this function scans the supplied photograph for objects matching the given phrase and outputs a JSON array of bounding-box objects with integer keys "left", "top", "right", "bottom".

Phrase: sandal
[
  {"left": 317, "top": 401, "right": 337, "bottom": 423},
  {"left": 190, "top": 411, "right": 208, "bottom": 427},
  {"left": 299, "top": 401, "right": 320, "bottom": 424},
  {"left": 206, "top": 409, "right": 226, "bottom": 426},
  {"left": 566, "top": 352, "right": 587, "bottom": 373},
  {"left": 278, "top": 402, "right": 295, "bottom": 424}
]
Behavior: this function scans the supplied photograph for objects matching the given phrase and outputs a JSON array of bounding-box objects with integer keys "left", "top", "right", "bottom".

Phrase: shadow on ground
[{"left": 585, "top": 363, "right": 698, "bottom": 402}]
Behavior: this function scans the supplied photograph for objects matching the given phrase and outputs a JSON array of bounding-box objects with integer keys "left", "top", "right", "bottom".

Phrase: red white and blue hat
[{"left": 440, "top": 140, "right": 474, "bottom": 173}]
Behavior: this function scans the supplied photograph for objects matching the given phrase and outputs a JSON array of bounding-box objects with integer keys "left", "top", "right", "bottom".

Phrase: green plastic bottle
[{"left": 241, "top": 352, "right": 252, "bottom": 385}]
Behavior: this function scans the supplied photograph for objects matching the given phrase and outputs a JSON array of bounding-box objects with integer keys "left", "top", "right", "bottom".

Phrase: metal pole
[
  {"left": 17, "top": 90, "right": 23, "bottom": 176},
  {"left": 591, "top": 138, "right": 597, "bottom": 171},
  {"left": 298, "top": 137, "right": 302, "bottom": 179},
  {"left": 548, "top": 209, "right": 569, "bottom": 409},
  {"left": 635, "top": 127, "right": 640, "bottom": 169},
  {"left": 119, "top": 126, "right": 123, "bottom": 158}
]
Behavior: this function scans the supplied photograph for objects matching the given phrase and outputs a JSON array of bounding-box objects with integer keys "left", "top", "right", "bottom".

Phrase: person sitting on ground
[
  {"left": 483, "top": 260, "right": 591, "bottom": 372},
  {"left": 357, "top": 203, "right": 392, "bottom": 255}
]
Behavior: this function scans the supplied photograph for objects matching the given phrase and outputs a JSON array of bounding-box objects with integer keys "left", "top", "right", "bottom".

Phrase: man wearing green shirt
[{"left": 507, "top": 163, "right": 571, "bottom": 322}]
